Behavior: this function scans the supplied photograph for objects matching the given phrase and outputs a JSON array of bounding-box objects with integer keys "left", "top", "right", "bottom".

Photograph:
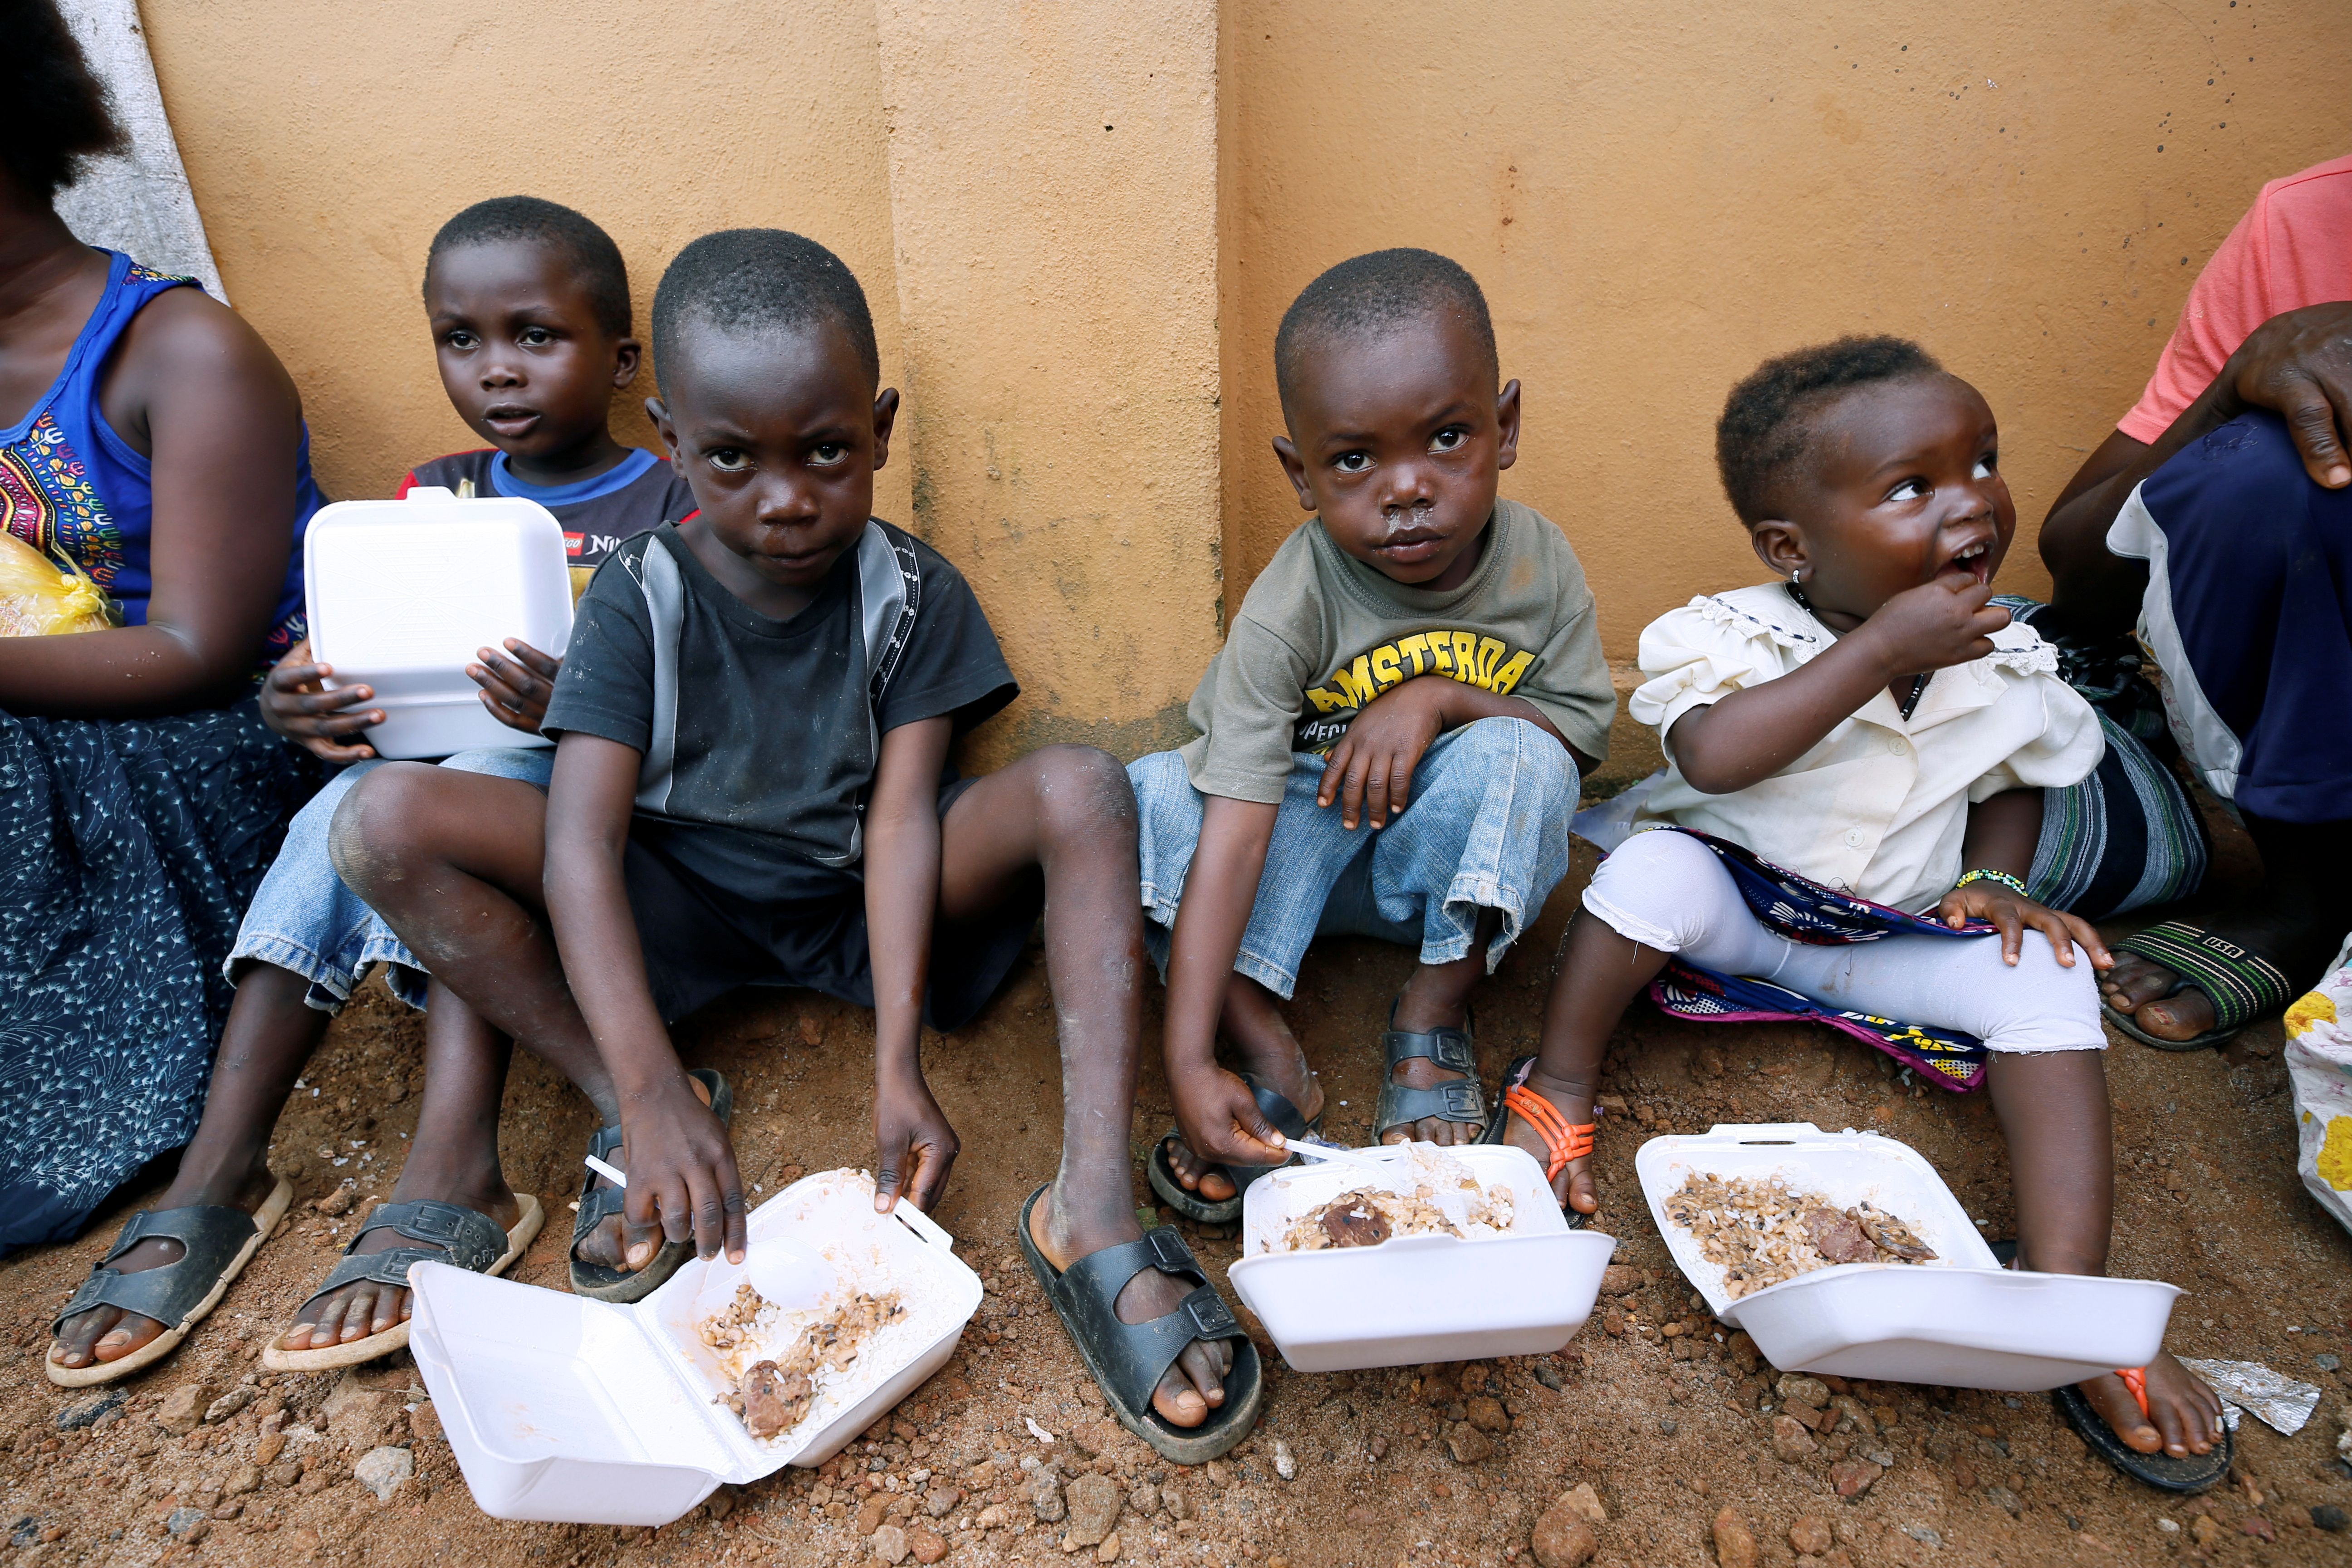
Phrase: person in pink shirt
[{"left": 2039, "top": 153, "right": 2352, "bottom": 1053}]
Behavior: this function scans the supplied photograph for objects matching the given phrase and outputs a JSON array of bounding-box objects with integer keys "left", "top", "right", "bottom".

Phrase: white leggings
[{"left": 1583, "top": 829, "right": 2104, "bottom": 1055}]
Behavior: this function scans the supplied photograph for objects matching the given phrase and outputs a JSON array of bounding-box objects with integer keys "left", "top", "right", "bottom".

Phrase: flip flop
[
  {"left": 1375, "top": 1001, "right": 1485, "bottom": 1142},
  {"left": 1482, "top": 1055, "right": 1595, "bottom": 1228},
  {"left": 47, "top": 1178, "right": 295, "bottom": 1387},
  {"left": 2053, "top": 1370, "right": 2232, "bottom": 1494},
  {"left": 2102, "top": 921, "right": 2298, "bottom": 1052},
  {"left": 1146, "top": 1075, "right": 1317, "bottom": 1225},
  {"left": 260, "top": 1194, "right": 544, "bottom": 1372},
  {"left": 570, "top": 1067, "right": 733, "bottom": 1302},
  {"left": 1016, "top": 1184, "right": 1262, "bottom": 1464}
]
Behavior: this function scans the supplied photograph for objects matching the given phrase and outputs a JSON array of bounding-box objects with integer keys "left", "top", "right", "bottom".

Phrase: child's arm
[
  {"left": 1936, "top": 789, "right": 2114, "bottom": 970},
  {"left": 468, "top": 638, "right": 564, "bottom": 734},
  {"left": 545, "top": 730, "right": 748, "bottom": 1266},
  {"left": 1670, "top": 575, "right": 2009, "bottom": 794},
  {"left": 1163, "top": 796, "right": 1292, "bottom": 1171},
  {"left": 863, "top": 716, "right": 960, "bottom": 1215},
  {"left": 1318, "top": 677, "right": 1598, "bottom": 830}
]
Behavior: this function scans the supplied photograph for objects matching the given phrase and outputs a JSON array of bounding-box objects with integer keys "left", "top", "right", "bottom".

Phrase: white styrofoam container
[
  {"left": 303, "top": 486, "right": 573, "bottom": 759},
  {"left": 1226, "top": 1143, "right": 1616, "bottom": 1372},
  {"left": 1637, "top": 1123, "right": 2179, "bottom": 1391},
  {"left": 406, "top": 1170, "right": 980, "bottom": 1526}
]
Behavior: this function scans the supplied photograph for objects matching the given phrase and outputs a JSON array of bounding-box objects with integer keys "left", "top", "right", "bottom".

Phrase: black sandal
[
  {"left": 261, "top": 1194, "right": 543, "bottom": 1371},
  {"left": 47, "top": 1178, "right": 294, "bottom": 1387},
  {"left": 570, "top": 1067, "right": 733, "bottom": 1302},
  {"left": 1375, "top": 1001, "right": 1485, "bottom": 1141},
  {"left": 1016, "top": 1185, "right": 1262, "bottom": 1464},
  {"left": 2102, "top": 921, "right": 2298, "bottom": 1052},
  {"left": 1145, "top": 1074, "right": 1318, "bottom": 1225},
  {"left": 2053, "top": 1376, "right": 2232, "bottom": 1494}
]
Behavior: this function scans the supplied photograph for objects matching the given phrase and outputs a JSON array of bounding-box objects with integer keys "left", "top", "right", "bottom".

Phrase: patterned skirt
[{"left": 0, "top": 700, "right": 315, "bottom": 1254}]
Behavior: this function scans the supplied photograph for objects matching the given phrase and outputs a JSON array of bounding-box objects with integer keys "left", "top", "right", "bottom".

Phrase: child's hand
[
  {"left": 259, "top": 638, "right": 383, "bottom": 762},
  {"left": 1857, "top": 576, "right": 2012, "bottom": 678},
  {"left": 1317, "top": 676, "right": 1450, "bottom": 829},
  {"left": 1171, "top": 1063, "right": 1289, "bottom": 1174},
  {"left": 873, "top": 1074, "right": 960, "bottom": 1214},
  {"left": 469, "top": 638, "right": 564, "bottom": 735},
  {"left": 1937, "top": 879, "right": 2114, "bottom": 970},
  {"left": 618, "top": 1073, "right": 748, "bottom": 1267}
]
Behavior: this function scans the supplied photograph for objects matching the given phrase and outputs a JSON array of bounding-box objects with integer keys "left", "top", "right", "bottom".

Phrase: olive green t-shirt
[{"left": 1179, "top": 498, "right": 1614, "bottom": 803}]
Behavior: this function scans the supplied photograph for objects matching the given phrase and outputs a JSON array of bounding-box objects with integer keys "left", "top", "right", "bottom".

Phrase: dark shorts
[{"left": 623, "top": 777, "right": 1038, "bottom": 1029}]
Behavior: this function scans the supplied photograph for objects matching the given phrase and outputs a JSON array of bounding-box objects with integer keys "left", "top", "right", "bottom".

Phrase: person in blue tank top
[{"left": 0, "top": 3, "right": 322, "bottom": 1273}]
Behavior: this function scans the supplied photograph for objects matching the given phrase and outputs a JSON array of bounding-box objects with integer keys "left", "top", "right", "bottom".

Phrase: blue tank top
[{"left": 0, "top": 249, "right": 319, "bottom": 664}]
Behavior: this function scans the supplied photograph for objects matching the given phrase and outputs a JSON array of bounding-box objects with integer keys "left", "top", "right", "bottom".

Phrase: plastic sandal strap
[
  {"left": 1503, "top": 1085, "right": 1596, "bottom": 1181},
  {"left": 291, "top": 1200, "right": 511, "bottom": 1314},
  {"left": 2117, "top": 1367, "right": 2150, "bottom": 1420},
  {"left": 2112, "top": 922, "right": 2296, "bottom": 1033},
  {"left": 52, "top": 1206, "right": 264, "bottom": 1336},
  {"left": 1054, "top": 1228, "right": 1242, "bottom": 1417}
]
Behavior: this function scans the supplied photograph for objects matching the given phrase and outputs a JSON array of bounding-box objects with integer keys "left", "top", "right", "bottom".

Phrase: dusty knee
[
  {"left": 326, "top": 761, "right": 445, "bottom": 896},
  {"left": 1029, "top": 744, "right": 1138, "bottom": 843}
]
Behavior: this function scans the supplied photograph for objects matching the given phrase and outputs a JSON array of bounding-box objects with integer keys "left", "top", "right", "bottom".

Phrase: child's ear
[
  {"left": 1494, "top": 378, "right": 1523, "bottom": 472},
  {"left": 646, "top": 397, "right": 683, "bottom": 471},
  {"left": 610, "top": 337, "right": 643, "bottom": 389},
  {"left": 870, "top": 387, "right": 901, "bottom": 471},
  {"left": 1749, "top": 519, "right": 1806, "bottom": 581},
  {"left": 1271, "top": 434, "right": 1317, "bottom": 512}
]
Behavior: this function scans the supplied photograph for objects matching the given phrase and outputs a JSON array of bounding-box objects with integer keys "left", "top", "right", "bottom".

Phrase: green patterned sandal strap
[{"left": 2114, "top": 921, "right": 2297, "bottom": 1033}]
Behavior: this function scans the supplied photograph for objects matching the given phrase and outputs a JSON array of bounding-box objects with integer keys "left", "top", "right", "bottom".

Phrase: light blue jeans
[
  {"left": 1127, "top": 716, "right": 1578, "bottom": 999},
  {"left": 224, "top": 746, "right": 554, "bottom": 1012}
]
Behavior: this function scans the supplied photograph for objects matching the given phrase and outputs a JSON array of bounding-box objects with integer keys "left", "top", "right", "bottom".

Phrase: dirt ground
[{"left": 2, "top": 710, "right": 2350, "bottom": 1568}]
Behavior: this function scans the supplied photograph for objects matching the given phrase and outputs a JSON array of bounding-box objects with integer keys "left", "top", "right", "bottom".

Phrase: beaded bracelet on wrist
[{"left": 1954, "top": 868, "right": 2029, "bottom": 897}]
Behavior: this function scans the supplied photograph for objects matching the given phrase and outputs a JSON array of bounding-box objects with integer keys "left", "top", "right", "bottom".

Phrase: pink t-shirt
[{"left": 2119, "top": 152, "right": 2352, "bottom": 444}]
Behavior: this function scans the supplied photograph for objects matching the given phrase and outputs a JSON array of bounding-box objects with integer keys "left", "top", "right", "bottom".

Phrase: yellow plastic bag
[{"left": 0, "top": 531, "right": 116, "bottom": 636}]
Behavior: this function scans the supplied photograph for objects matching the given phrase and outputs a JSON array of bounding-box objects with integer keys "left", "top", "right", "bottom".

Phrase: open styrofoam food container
[
  {"left": 1226, "top": 1142, "right": 1615, "bottom": 1372},
  {"left": 303, "top": 486, "right": 573, "bottom": 759},
  {"left": 1637, "top": 1123, "right": 2179, "bottom": 1391},
  {"left": 406, "top": 1169, "right": 980, "bottom": 1526}
]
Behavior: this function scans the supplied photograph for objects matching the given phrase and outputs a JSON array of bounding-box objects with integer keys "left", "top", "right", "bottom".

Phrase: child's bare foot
[
  {"left": 273, "top": 1176, "right": 522, "bottom": 1352},
  {"left": 48, "top": 1165, "right": 283, "bottom": 1372},
  {"left": 2073, "top": 1352, "right": 2227, "bottom": 1458},
  {"left": 1159, "top": 976, "right": 1322, "bottom": 1205},
  {"left": 1027, "top": 1184, "right": 1234, "bottom": 1429},
  {"left": 1492, "top": 1064, "right": 1599, "bottom": 1215},
  {"left": 573, "top": 1072, "right": 716, "bottom": 1272}
]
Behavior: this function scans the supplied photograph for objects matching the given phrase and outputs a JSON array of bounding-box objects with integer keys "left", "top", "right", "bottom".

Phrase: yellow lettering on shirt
[
  {"left": 1398, "top": 632, "right": 1431, "bottom": 675},
  {"left": 1371, "top": 645, "right": 1403, "bottom": 687},
  {"left": 1292, "top": 627, "right": 1545, "bottom": 753},
  {"left": 1450, "top": 631, "right": 1480, "bottom": 682},
  {"left": 1332, "top": 657, "right": 1380, "bottom": 708},
  {"left": 1474, "top": 636, "right": 1506, "bottom": 689},
  {"left": 1491, "top": 650, "right": 1533, "bottom": 694}
]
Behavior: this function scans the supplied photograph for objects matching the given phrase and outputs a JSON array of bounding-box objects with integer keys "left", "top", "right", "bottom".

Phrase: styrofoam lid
[
  {"left": 304, "top": 487, "right": 573, "bottom": 673},
  {"left": 1634, "top": 1122, "right": 1998, "bottom": 1321}
]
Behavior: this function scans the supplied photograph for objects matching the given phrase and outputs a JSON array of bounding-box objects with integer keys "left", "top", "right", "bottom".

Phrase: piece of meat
[
  {"left": 1854, "top": 1205, "right": 1938, "bottom": 1260},
  {"left": 1802, "top": 1206, "right": 1877, "bottom": 1264},
  {"left": 1317, "top": 1195, "right": 1393, "bottom": 1249},
  {"left": 739, "top": 1360, "right": 815, "bottom": 1440}
]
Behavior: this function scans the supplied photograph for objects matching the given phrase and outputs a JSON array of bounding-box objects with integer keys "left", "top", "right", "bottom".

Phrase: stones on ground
[
  {"left": 1161, "top": 1482, "right": 1192, "bottom": 1521},
  {"left": 857, "top": 1493, "right": 891, "bottom": 1534},
  {"left": 315, "top": 1180, "right": 358, "bottom": 1216},
  {"left": 254, "top": 1430, "right": 287, "bottom": 1467},
  {"left": 1827, "top": 1459, "right": 1882, "bottom": 1499},
  {"left": 264, "top": 1460, "right": 303, "bottom": 1488},
  {"left": 56, "top": 1390, "right": 124, "bottom": 1431},
  {"left": 1772, "top": 1416, "right": 1819, "bottom": 1463},
  {"left": 224, "top": 1463, "right": 261, "bottom": 1497},
  {"left": 1986, "top": 1484, "right": 2020, "bottom": 1517},
  {"left": 352, "top": 1446, "right": 413, "bottom": 1500},
  {"left": 205, "top": 1386, "right": 258, "bottom": 1424},
  {"left": 1063, "top": 1472, "right": 1122, "bottom": 1546},
  {"left": 922, "top": 1484, "right": 957, "bottom": 1518},
  {"left": 1529, "top": 1494, "right": 1600, "bottom": 1568},
  {"left": 1534, "top": 1360, "right": 1565, "bottom": 1391},
  {"left": 1712, "top": 1506, "right": 1758, "bottom": 1568},
  {"left": 1776, "top": 1376, "right": 1830, "bottom": 1411},
  {"left": 1466, "top": 1396, "right": 1511, "bottom": 1434},
  {"left": 872, "top": 1523, "right": 910, "bottom": 1564},
  {"left": 157, "top": 1382, "right": 212, "bottom": 1436},
  {"left": 1029, "top": 1470, "right": 1067, "bottom": 1523},
  {"left": 907, "top": 1522, "right": 948, "bottom": 1563},
  {"left": 1788, "top": 1515, "right": 1833, "bottom": 1556},
  {"left": 1127, "top": 1482, "right": 1159, "bottom": 1516},
  {"left": 1274, "top": 1438, "right": 1297, "bottom": 1479},
  {"left": 1600, "top": 1265, "right": 1642, "bottom": 1296},
  {"left": 1900, "top": 1524, "right": 1943, "bottom": 1548},
  {"left": 1555, "top": 1482, "right": 1607, "bottom": 1524},
  {"left": 1446, "top": 1424, "right": 1495, "bottom": 1464},
  {"left": 2188, "top": 1516, "right": 2222, "bottom": 1547},
  {"left": 165, "top": 1508, "right": 206, "bottom": 1537},
  {"left": 2312, "top": 1504, "right": 2349, "bottom": 1533},
  {"left": 1096, "top": 1531, "right": 1121, "bottom": 1563}
]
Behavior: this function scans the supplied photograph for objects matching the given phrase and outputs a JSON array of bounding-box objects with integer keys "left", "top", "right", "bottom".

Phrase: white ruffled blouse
[{"left": 1626, "top": 583, "right": 2104, "bottom": 914}]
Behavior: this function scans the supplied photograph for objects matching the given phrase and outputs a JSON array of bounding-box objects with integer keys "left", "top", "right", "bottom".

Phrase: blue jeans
[
  {"left": 1128, "top": 716, "right": 1578, "bottom": 999},
  {"left": 224, "top": 746, "right": 554, "bottom": 1012}
]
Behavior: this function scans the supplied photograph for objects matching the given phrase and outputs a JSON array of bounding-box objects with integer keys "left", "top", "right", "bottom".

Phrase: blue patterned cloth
[
  {"left": 1645, "top": 829, "right": 1997, "bottom": 1091},
  {"left": 0, "top": 702, "right": 314, "bottom": 1254}
]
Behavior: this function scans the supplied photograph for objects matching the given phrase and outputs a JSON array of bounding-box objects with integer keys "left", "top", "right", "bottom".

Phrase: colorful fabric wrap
[{"left": 1642, "top": 828, "right": 1997, "bottom": 1091}]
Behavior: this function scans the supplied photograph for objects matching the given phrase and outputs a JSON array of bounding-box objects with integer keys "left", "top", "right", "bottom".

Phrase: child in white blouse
[{"left": 1493, "top": 338, "right": 2226, "bottom": 1478}]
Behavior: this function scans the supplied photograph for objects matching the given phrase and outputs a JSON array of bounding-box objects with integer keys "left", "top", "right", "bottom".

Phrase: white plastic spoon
[
  {"left": 1277, "top": 1138, "right": 1393, "bottom": 1172},
  {"left": 591, "top": 1154, "right": 834, "bottom": 1311}
]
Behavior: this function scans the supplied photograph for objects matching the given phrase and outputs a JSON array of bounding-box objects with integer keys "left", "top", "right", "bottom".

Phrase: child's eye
[
  {"left": 445, "top": 330, "right": 477, "bottom": 350},
  {"left": 519, "top": 328, "right": 554, "bottom": 348},
  {"left": 1430, "top": 427, "right": 1469, "bottom": 454},
  {"left": 1886, "top": 478, "right": 1929, "bottom": 503},
  {"left": 1333, "top": 452, "right": 1374, "bottom": 474},
  {"left": 706, "top": 449, "right": 752, "bottom": 472},
  {"left": 808, "top": 443, "right": 850, "bottom": 467},
  {"left": 1973, "top": 454, "right": 1999, "bottom": 479}
]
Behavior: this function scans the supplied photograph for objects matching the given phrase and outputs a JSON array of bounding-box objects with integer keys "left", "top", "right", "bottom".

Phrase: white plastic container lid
[
  {"left": 1637, "top": 1123, "right": 2178, "bottom": 1390},
  {"left": 1227, "top": 1143, "right": 1616, "bottom": 1372},
  {"left": 406, "top": 1170, "right": 980, "bottom": 1526},
  {"left": 303, "top": 486, "right": 573, "bottom": 760}
]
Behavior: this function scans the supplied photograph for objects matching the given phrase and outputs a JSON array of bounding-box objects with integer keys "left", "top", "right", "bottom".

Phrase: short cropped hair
[
  {"left": 1, "top": 0, "right": 126, "bottom": 205},
  {"left": 1715, "top": 336, "right": 1944, "bottom": 524},
  {"left": 425, "top": 196, "right": 633, "bottom": 339},
  {"left": 1274, "top": 249, "right": 1499, "bottom": 417},
  {"left": 650, "top": 229, "right": 879, "bottom": 393}
]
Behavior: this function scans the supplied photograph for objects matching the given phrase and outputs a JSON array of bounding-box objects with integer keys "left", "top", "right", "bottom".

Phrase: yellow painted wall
[
  {"left": 1219, "top": 0, "right": 2352, "bottom": 652},
  {"left": 140, "top": 0, "right": 2352, "bottom": 739}
]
